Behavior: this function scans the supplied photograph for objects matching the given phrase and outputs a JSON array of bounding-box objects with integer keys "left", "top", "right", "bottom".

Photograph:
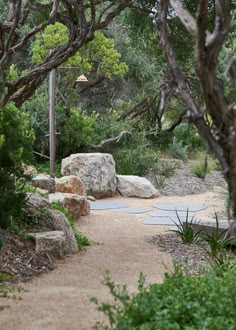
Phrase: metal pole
[{"left": 49, "top": 69, "right": 56, "bottom": 179}]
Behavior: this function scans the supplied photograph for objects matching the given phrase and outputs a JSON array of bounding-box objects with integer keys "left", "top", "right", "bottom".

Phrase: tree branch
[
  {"left": 158, "top": 0, "right": 228, "bottom": 175},
  {"left": 87, "top": 130, "right": 131, "bottom": 149}
]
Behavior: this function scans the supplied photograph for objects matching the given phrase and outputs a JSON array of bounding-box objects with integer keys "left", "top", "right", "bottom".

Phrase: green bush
[
  {"left": 0, "top": 103, "right": 34, "bottom": 229},
  {"left": 93, "top": 111, "right": 131, "bottom": 147},
  {"left": 58, "top": 109, "right": 96, "bottom": 158},
  {"left": 94, "top": 265, "right": 236, "bottom": 330},
  {"left": 191, "top": 155, "right": 218, "bottom": 179},
  {"left": 173, "top": 124, "right": 205, "bottom": 151},
  {"left": 113, "top": 132, "right": 159, "bottom": 176},
  {"left": 169, "top": 137, "right": 188, "bottom": 161}
]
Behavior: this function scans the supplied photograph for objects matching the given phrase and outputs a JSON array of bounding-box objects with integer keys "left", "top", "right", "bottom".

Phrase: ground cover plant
[{"left": 93, "top": 263, "right": 236, "bottom": 330}]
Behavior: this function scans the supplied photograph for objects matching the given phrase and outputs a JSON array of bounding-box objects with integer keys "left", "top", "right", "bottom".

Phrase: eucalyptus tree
[
  {"left": 157, "top": 0, "right": 236, "bottom": 221},
  {"left": 0, "top": 0, "right": 133, "bottom": 107}
]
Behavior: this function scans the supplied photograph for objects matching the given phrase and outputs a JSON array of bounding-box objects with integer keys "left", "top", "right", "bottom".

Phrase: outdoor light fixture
[{"left": 76, "top": 75, "right": 88, "bottom": 82}]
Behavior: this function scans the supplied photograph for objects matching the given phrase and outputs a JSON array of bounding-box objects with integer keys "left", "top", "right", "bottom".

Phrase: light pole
[
  {"left": 49, "top": 68, "right": 56, "bottom": 179},
  {"left": 48, "top": 71, "right": 88, "bottom": 180}
]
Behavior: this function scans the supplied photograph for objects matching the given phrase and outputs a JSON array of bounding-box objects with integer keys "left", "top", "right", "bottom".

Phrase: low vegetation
[{"left": 93, "top": 263, "right": 236, "bottom": 330}]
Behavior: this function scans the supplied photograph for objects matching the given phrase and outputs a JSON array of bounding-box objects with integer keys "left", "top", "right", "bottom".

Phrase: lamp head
[{"left": 76, "top": 75, "right": 88, "bottom": 82}]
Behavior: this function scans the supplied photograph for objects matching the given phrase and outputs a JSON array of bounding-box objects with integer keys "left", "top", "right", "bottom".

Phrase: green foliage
[
  {"left": 32, "top": 23, "right": 127, "bottom": 79},
  {"left": 34, "top": 161, "right": 61, "bottom": 178},
  {"left": 0, "top": 103, "right": 34, "bottom": 229},
  {"left": 171, "top": 210, "right": 203, "bottom": 244},
  {"left": 173, "top": 125, "right": 205, "bottom": 151},
  {"left": 94, "top": 113, "right": 159, "bottom": 176},
  {"left": 94, "top": 264, "right": 236, "bottom": 330},
  {"left": 203, "top": 214, "right": 233, "bottom": 265},
  {"left": 113, "top": 132, "right": 159, "bottom": 176},
  {"left": 6, "top": 64, "right": 19, "bottom": 81},
  {"left": 51, "top": 202, "right": 91, "bottom": 250},
  {"left": 58, "top": 109, "right": 96, "bottom": 158},
  {"left": 191, "top": 161, "right": 208, "bottom": 179},
  {"left": 169, "top": 137, "right": 188, "bottom": 161},
  {"left": 153, "top": 159, "right": 179, "bottom": 178}
]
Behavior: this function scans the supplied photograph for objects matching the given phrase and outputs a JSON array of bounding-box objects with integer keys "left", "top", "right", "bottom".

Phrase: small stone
[{"left": 87, "top": 195, "right": 96, "bottom": 201}]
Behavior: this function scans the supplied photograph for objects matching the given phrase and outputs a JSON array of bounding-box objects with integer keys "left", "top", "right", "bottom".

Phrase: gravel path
[
  {"left": 0, "top": 192, "right": 226, "bottom": 330},
  {"left": 148, "top": 161, "right": 226, "bottom": 196}
]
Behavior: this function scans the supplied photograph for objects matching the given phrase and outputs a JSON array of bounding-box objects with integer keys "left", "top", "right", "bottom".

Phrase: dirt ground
[{"left": 0, "top": 190, "right": 225, "bottom": 330}]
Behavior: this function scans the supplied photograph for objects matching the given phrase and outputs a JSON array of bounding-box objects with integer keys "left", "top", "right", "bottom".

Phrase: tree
[
  {"left": 0, "top": 0, "right": 133, "bottom": 107},
  {"left": 157, "top": 1, "right": 236, "bottom": 220}
]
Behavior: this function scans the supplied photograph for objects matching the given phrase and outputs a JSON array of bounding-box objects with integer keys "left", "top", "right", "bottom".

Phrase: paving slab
[
  {"left": 144, "top": 217, "right": 184, "bottom": 225},
  {"left": 152, "top": 203, "right": 207, "bottom": 212},
  {"left": 144, "top": 216, "right": 201, "bottom": 225},
  {"left": 149, "top": 210, "right": 194, "bottom": 218},
  {"left": 112, "top": 207, "right": 153, "bottom": 214},
  {"left": 90, "top": 201, "right": 129, "bottom": 210}
]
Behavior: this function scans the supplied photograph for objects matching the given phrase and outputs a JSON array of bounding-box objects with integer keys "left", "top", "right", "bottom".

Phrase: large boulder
[
  {"left": 29, "top": 231, "right": 65, "bottom": 256},
  {"left": 49, "top": 192, "right": 90, "bottom": 218},
  {"left": 32, "top": 174, "right": 55, "bottom": 193},
  {"left": 61, "top": 153, "right": 117, "bottom": 198},
  {"left": 45, "top": 210, "right": 78, "bottom": 255},
  {"left": 55, "top": 175, "right": 86, "bottom": 196},
  {"left": 116, "top": 175, "right": 160, "bottom": 199}
]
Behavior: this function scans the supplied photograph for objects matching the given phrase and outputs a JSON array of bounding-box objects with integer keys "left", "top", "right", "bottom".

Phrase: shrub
[
  {"left": 152, "top": 159, "right": 178, "bottom": 178},
  {"left": 191, "top": 155, "right": 218, "bottom": 179},
  {"left": 171, "top": 210, "right": 203, "bottom": 244},
  {"left": 113, "top": 132, "right": 159, "bottom": 176},
  {"left": 173, "top": 124, "right": 205, "bottom": 151},
  {"left": 93, "top": 264, "right": 236, "bottom": 330},
  {"left": 203, "top": 213, "right": 233, "bottom": 266},
  {"left": 0, "top": 103, "right": 34, "bottom": 229},
  {"left": 58, "top": 109, "right": 96, "bottom": 158},
  {"left": 169, "top": 137, "right": 188, "bottom": 161}
]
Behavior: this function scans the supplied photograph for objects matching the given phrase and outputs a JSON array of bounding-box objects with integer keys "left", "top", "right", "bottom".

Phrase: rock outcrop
[
  {"left": 116, "top": 175, "right": 160, "bottom": 199},
  {"left": 45, "top": 210, "right": 78, "bottom": 255},
  {"left": 61, "top": 153, "right": 117, "bottom": 198}
]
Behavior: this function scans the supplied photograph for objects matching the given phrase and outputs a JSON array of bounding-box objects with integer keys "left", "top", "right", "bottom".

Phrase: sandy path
[{"left": 0, "top": 191, "right": 225, "bottom": 330}]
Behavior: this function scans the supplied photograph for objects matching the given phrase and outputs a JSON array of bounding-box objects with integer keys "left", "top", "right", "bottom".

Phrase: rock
[
  {"left": 35, "top": 187, "right": 49, "bottom": 197},
  {"left": 87, "top": 195, "right": 96, "bottom": 202},
  {"left": 32, "top": 174, "right": 55, "bottom": 193},
  {"left": 46, "top": 210, "right": 78, "bottom": 255},
  {"left": 55, "top": 175, "right": 86, "bottom": 196},
  {"left": 29, "top": 231, "right": 65, "bottom": 256},
  {"left": 49, "top": 192, "right": 90, "bottom": 218},
  {"left": 25, "top": 193, "right": 50, "bottom": 215},
  {"left": 22, "top": 164, "right": 37, "bottom": 177},
  {"left": 61, "top": 153, "right": 117, "bottom": 198},
  {"left": 116, "top": 175, "right": 161, "bottom": 199}
]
